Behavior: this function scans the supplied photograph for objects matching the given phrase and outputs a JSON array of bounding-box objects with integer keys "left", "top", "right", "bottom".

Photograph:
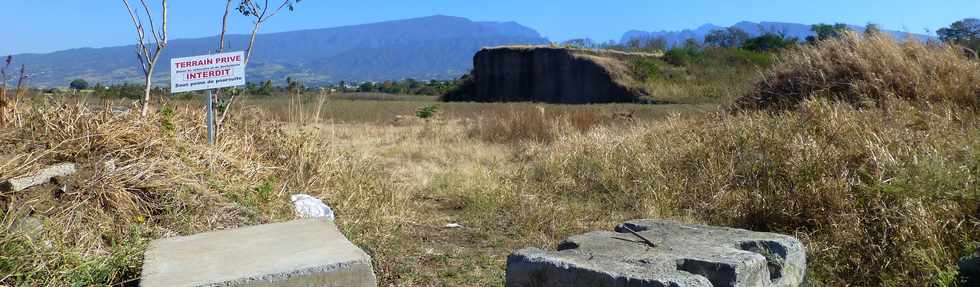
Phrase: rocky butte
[{"left": 445, "top": 46, "right": 658, "bottom": 104}]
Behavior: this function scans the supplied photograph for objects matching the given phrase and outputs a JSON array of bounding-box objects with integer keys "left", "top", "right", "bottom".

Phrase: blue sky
[{"left": 2, "top": 0, "right": 978, "bottom": 55}]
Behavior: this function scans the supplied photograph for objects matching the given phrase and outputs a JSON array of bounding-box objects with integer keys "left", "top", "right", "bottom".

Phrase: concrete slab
[
  {"left": 506, "top": 219, "right": 806, "bottom": 287},
  {"left": 1, "top": 162, "right": 75, "bottom": 192},
  {"left": 141, "top": 219, "right": 377, "bottom": 287}
]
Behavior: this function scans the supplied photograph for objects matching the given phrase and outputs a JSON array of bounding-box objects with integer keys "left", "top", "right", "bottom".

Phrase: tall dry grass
[
  {"left": 739, "top": 31, "right": 980, "bottom": 110},
  {"left": 466, "top": 108, "right": 557, "bottom": 144},
  {"left": 521, "top": 100, "right": 978, "bottom": 285},
  {"left": 0, "top": 98, "right": 334, "bottom": 285},
  {"left": 1, "top": 95, "right": 976, "bottom": 286},
  {"left": 465, "top": 107, "right": 604, "bottom": 144}
]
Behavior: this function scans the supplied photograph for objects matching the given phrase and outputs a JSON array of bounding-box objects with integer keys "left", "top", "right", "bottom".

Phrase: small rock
[
  {"left": 1, "top": 163, "right": 76, "bottom": 192},
  {"left": 9, "top": 217, "right": 43, "bottom": 240},
  {"left": 111, "top": 106, "right": 131, "bottom": 114},
  {"left": 290, "top": 194, "right": 335, "bottom": 220},
  {"left": 103, "top": 159, "right": 117, "bottom": 173}
]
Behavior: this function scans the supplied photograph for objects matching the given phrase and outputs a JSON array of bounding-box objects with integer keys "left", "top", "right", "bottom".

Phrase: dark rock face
[{"left": 455, "top": 47, "right": 646, "bottom": 104}]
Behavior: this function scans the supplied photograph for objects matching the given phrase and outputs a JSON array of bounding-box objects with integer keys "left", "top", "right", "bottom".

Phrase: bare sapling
[
  {"left": 0, "top": 56, "right": 9, "bottom": 102},
  {"left": 11, "top": 64, "right": 28, "bottom": 127},
  {"left": 313, "top": 88, "right": 327, "bottom": 125},
  {"left": 0, "top": 56, "right": 11, "bottom": 126},
  {"left": 219, "top": 0, "right": 234, "bottom": 53},
  {"left": 122, "top": 0, "right": 169, "bottom": 118},
  {"left": 213, "top": 0, "right": 235, "bottom": 97},
  {"left": 210, "top": 0, "right": 234, "bottom": 136},
  {"left": 216, "top": 0, "right": 301, "bottom": 128},
  {"left": 0, "top": 59, "right": 27, "bottom": 127}
]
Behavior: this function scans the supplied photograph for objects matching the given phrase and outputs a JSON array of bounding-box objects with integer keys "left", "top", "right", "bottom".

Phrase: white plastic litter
[
  {"left": 445, "top": 223, "right": 463, "bottom": 229},
  {"left": 290, "top": 194, "right": 335, "bottom": 220}
]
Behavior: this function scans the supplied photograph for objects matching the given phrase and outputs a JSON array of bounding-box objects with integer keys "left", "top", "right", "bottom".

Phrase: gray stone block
[
  {"left": 506, "top": 219, "right": 806, "bottom": 287},
  {"left": 1, "top": 162, "right": 75, "bottom": 192},
  {"left": 141, "top": 219, "right": 377, "bottom": 287}
]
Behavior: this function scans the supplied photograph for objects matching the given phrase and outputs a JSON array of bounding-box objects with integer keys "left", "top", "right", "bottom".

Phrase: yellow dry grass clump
[
  {"left": 0, "top": 99, "right": 299, "bottom": 284},
  {"left": 740, "top": 31, "right": 980, "bottom": 109},
  {"left": 530, "top": 100, "right": 978, "bottom": 285}
]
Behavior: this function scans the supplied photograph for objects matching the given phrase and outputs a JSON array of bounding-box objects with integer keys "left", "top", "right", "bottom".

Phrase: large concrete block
[
  {"left": 507, "top": 219, "right": 806, "bottom": 287},
  {"left": 141, "top": 219, "right": 377, "bottom": 287}
]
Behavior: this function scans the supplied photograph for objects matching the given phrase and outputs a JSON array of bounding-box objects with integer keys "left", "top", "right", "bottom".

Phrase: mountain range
[
  {"left": 8, "top": 16, "right": 936, "bottom": 88},
  {"left": 10, "top": 15, "right": 548, "bottom": 87},
  {"left": 621, "top": 21, "right": 932, "bottom": 47}
]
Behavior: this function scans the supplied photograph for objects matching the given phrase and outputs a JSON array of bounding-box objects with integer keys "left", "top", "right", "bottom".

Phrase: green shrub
[
  {"left": 631, "top": 58, "right": 666, "bottom": 80},
  {"left": 69, "top": 79, "right": 89, "bottom": 90},
  {"left": 159, "top": 106, "right": 176, "bottom": 132},
  {"left": 743, "top": 34, "right": 799, "bottom": 52},
  {"left": 416, "top": 104, "right": 439, "bottom": 119},
  {"left": 664, "top": 48, "right": 698, "bottom": 66},
  {"left": 664, "top": 47, "right": 773, "bottom": 68},
  {"left": 440, "top": 74, "right": 476, "bottom": 102},
  {"left": 717, "top": 48, "right": 774, "bottom": 67}
]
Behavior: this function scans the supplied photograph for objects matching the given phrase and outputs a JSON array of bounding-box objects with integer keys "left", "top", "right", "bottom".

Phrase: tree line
[
  {"left": 560, "top": 19, "right": 980, "bottom": 56},
  {"left": 62, "top": 77, "right": 458, "bottom": 98}
]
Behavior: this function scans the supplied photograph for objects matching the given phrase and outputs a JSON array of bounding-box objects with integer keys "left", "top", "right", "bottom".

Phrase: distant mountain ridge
[
  {"left": 621, "top": 21, "right": 933, "bottom": 47},
  {"left": 10, "top": 15, "right": 548, "bottom": 87},
  {"left": 14, "top": 17, "right": 939, "bottom": 88}
]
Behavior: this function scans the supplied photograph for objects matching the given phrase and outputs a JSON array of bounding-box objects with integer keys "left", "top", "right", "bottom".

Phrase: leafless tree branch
[
  {"left": 218, "top": 0, "right": 297, "bottom": 128},
  {"left": 138, "top": 0, "right": 161, "bottom": 45},
  {"left": 219, "top": 0, "right": 234, "bottom": 52},
  {"left": 264, "top": 0, "right": 293, "bottom": 20},
  {"left": 122, "top": 0, "right": 168, "bottom": 118},
  {"left": 0, "top": 55, "right": 10, "bottom": 102}
]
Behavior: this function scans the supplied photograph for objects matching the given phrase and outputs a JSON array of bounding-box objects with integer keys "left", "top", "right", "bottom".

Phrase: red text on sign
[{"left": 186, "top": 69, "right": 232, "bottom": 80}]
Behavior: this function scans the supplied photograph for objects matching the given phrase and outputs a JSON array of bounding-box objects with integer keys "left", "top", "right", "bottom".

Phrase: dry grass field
[{"left": 1, "top": 33, "right": 978, "bottom": 286}]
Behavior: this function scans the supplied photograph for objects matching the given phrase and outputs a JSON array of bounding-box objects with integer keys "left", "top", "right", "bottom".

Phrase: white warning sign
[{"left": 170, "top": 51, "right": 245, "bottom": 93}]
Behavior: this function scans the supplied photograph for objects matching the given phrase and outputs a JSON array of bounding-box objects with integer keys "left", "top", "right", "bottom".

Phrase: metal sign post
[
  {"left": 169, "top": 51, "right": 246, "bottom": 145},
  {"left": 207, "top": 89, "right": 215, "bottom": 145}
]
